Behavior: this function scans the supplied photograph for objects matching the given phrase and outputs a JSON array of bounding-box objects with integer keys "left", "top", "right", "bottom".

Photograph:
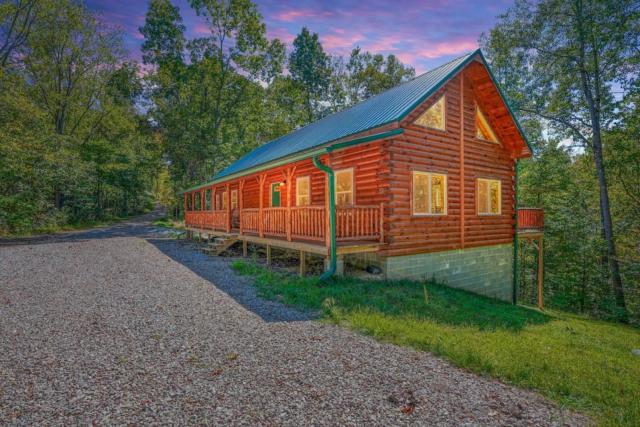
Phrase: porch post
[
  {"left": 239, "top": 179, "right": 245, "bottom": 235},
  {"left": 212, "top": 187, "right": 216, "bottom": 229},
  {"left": 258, "top": 174, "right": 266, "bottom": 238},
  {"left": 285, "top": 166, "right": 296, "bottom": 242},
  {"left": 226, "top": 183, "right": 231, "bottom": 233}
]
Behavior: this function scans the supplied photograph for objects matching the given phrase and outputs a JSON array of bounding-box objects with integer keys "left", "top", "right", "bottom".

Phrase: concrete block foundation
[{"left": 382, "top": 243, "right": 514, "bottom": 302}]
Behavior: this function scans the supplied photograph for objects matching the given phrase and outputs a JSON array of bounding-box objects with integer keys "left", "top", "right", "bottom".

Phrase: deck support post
[
  {"left": 266, "top": 244, "right": 272, "bottom": 267},
  {"left": 242, "top": 240, "right": 248, "bottom": 257},
  {"left": 299, "top": 250, "right": 306, "bottom": 277},
  {"left": 537, "top": 234, "right": 544, "bottom": 310}
]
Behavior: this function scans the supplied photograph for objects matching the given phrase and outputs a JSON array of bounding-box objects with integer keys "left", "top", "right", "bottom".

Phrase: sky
[{"left": 86, "top": 0, "right": 514, "bottom": 74}]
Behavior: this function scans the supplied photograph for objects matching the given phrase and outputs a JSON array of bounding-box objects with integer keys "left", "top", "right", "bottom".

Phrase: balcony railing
[{"left": 517, "top": 208, "right": 544, "bottom": 232}]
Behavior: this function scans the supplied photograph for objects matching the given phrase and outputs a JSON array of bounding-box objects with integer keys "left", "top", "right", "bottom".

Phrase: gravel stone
[{"left": 0, "top": 213, "right": 588, "bottom": 425}]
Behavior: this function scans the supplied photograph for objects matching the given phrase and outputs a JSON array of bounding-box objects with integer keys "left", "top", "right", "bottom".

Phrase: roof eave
[{"left": 178, "top": 128, "right": 404, "bottom": 194}]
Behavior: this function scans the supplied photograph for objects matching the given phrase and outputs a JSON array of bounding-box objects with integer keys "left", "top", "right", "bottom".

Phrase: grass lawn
[
  {"left": 153, "top": 217, "right": 184, "bottom": 229},
  {"left": 232, "top": 260, "right": 640, "bottom": 426}
]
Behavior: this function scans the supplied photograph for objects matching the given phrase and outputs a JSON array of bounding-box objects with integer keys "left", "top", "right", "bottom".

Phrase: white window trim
[
  {"left": 477, "top": 178, "right": 501, "bottom": 215},
  {"left": 334, "top": 167, "right": 355, "bottom": 206},
  {"left": 296, "top": 176, "right": 311, "bottom": 206},
  {"left": 415, "top": 95, "right": 446, "bottom": 132},
  {"left": 412, "top": 171, "right": 448, "bottom": 216}
]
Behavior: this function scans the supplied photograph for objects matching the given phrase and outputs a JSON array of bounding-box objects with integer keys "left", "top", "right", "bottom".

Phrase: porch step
[{"left": 202, "top": 236, "right": 238, "bottom": 256}]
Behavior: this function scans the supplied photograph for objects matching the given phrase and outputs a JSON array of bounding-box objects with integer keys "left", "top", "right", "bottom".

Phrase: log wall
[{"left": 382, "top": 71, "right": 516, "bottom": 257}]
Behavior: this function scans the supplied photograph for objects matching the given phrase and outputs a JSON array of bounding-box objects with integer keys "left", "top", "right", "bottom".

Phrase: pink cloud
[
  {"left": 267, "top": 27, "right": 295, "bottom": 44},
  {"left": 193, "top": 24, "right": 211, "bottom": 35},
  {"left": 274, "top": 8, "right": 333, "bottom": 22},
  {"left": 416, "top": 39, "right": 478, "bottom": 58},
  {"left": 321, "top": 31, "right": 365, "bottom": 53}
]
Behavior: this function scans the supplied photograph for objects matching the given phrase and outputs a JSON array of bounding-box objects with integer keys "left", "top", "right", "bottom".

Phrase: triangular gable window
[
  {"left": 476, "top": 106, "right": 498, "bottom": 143},
  {"left": 414, "top": 95, "right": 446, "bottom": 131}
]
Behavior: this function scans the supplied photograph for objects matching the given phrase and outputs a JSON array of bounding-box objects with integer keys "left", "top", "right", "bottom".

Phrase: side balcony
[{"left": 517, "top": 208, "right": 544, "bottom": 235}]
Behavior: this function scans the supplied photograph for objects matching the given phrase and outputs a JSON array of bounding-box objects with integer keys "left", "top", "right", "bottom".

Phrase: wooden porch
[{"left": 184, "top": 203, "right": 384, "bottom": 256}]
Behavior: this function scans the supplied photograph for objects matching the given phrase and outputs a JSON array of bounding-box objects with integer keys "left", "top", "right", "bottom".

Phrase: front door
[{"left": 271, "top": 183, "right": 281, "bottom": 207}]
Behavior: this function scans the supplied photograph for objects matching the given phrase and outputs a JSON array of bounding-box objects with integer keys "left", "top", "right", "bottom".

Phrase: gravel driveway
[{"left": 0, "top": 214, "right": 585, "bottom": 426}]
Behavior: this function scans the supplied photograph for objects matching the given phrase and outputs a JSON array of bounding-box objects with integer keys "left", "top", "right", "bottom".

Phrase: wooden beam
[
  {"left": 239, "top": 179, "right": 245, "bottom": 235},
  {"left": 258, "top": 174, "right": 266, "bottom": 237},
  {"left": 299, "top": 250, "right": 306, "bottom": 277},
  {"left": 242, "top": 240, "right": 248, "bottom": 257},
  {"left": 226, "top": 183, "right": 231, "bottom": 232},
  {"left": 266, "top": 244, "right": 272, "bottom": 267}
]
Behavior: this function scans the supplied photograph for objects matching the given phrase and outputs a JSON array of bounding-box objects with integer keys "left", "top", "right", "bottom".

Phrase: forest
[{"left": 1, "top": 0, "right": 638, "bottom": 323}]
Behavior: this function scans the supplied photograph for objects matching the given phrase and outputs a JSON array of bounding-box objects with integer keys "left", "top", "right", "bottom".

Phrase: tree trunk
[
  {"left": 591, "top": 126, "right": 627, "bottom": 313},
  {"left": 574, "top": 0, "right": 627, "bottom": 317}
]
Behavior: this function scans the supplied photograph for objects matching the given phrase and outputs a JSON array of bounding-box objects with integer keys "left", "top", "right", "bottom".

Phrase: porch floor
[{"left": 185, "top": 227, "right": 379, "bottom": 256}]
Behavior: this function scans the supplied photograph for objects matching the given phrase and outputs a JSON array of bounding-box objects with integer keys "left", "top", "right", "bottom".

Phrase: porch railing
[
  {"left": 187, "top": 203, "right": 384, "bottom": 243},
  {"left": 517, "top": 208, "right": 544, "bottom": 231},
  {"left": 336, "top": 205, "right": 383, "bottom": 242},
  {"left": 240, "top": 208, "right": 259, "bottom": 234},
  {"left": 263, "top": 207, "right": 287, "bottom": 237},
  {"left": 185, "top": 210, "right": 228, "bottom": 231},
  {"left": 291, "top": 206, "right": 325, "bottom": 241}
]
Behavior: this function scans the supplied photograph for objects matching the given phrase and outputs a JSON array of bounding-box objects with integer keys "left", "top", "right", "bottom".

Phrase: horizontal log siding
[{"left": 382, "top": 72, "right": 515, "bottom": 257}]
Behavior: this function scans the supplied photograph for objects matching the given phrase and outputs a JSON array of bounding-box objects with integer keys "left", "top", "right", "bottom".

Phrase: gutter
[
  {"left": 512, "top": 159, "right": 520, "bottom": 305},
  {"left": 312, "top": 155, "right": 337, "bottom": 280}
]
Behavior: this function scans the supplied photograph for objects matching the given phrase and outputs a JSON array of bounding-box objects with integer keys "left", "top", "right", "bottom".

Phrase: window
[
  {"left": 222, "top": 191, "right": 228, "bottom": 210},
  {"left": 205, "top": 189, "right": 212, "bottom": 210},
  {"left": 194, "top": 191, "right": 202, "bottom": 210},
  {"left": 215, "top": 192, "right": 221, "bottom": 210},
  {"left": 477, "top": 178, "right": 501, "bottom": 215},
  {"left": 231, "top": 190, "right": 238, "bottom": 210},
  {"left": 412, "top": 171, "right": 447, "bottom": 215},
  {"left": 186, "top": 194, "right": 192, "bottom": 211},
  {"left": 414, "top": 95, "right": 446, "bottom": 131},
  {"left": 296, "top": 176, "right": 310, "bottom": 206},
  {"left": 334, "top": 168, "right": 354, "bottom": 206},
  {"left": 476, "top": 106, "right": 498, "bottom": 143}
]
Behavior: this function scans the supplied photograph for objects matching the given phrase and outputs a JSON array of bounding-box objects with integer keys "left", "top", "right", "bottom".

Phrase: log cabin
[{"left": 181, "top": 49, "right": 545, "bottom": 303}]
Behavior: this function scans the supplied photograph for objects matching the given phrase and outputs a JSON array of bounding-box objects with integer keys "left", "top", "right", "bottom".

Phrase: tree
[
  {"left": 481, "top": 0, "right": 640, "bottom": 316},
  {"left": 345, "top": 47, "right": 415, "bottom": 105},
  {"left": 0, "top": 0, "right": 38, "bottom": 68},
  {"left": 289, "top": 27, "right": 330, "bottom": 121},
  {"left": 139, "top": 0, "right": 186, "bottom": 68}
]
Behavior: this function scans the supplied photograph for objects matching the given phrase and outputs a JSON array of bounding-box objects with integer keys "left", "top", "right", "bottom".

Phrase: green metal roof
[
  {"left": 214, "top": 50, "right": 478, "bottom": 181},
  {"left": 181, "top": 49, "right": 530, "bottom": 194}
]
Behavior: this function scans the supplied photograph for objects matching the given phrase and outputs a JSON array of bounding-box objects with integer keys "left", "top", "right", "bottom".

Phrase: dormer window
[
  {"left": 415, "top": 95, "right": 446, "bottom": 131},
  {"left": 476, "top": 106, "right": 498, "bottom": 143}
]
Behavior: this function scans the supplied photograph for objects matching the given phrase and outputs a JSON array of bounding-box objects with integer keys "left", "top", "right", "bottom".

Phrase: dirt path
[{"left": 0, "top": 216, "right": 585, "bottom": 425}]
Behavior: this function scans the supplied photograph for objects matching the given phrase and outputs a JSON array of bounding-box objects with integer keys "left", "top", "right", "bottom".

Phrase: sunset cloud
[{"left": 87, "top": 0, "right": 508, "bottom": 73}]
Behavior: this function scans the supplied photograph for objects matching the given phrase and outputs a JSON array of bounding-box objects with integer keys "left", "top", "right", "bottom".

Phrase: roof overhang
[{"left": 178, "top": 128, "right": 404, "bottom": 194}]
